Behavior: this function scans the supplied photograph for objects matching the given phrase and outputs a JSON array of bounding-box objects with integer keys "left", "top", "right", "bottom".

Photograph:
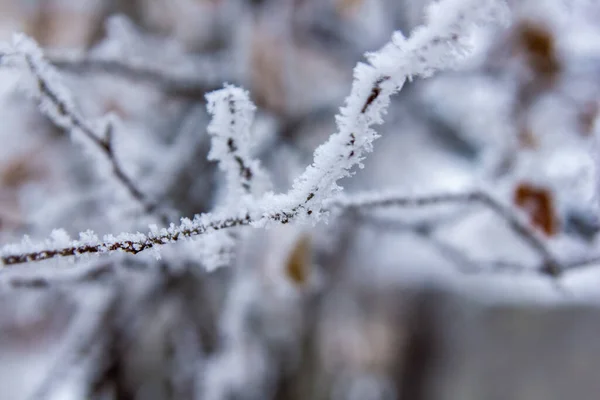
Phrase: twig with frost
[
  {"left": 255, "top": 0, "right": 510, "bottom": 225},
  {"left": 2, "top": 34, "right": 163, "bottom": 218},
  {"left": 330, "top": 190, "right": 562, "bottom": 276},
  {"left": 206, "top": 85, "right": 271, "bottom": 204},
  {"left": 411, "top": 225, "right": 528, "bottom": 274},
  {"left": 0, "top": 0, "right": 510, "bottom": 266},
  {"left": 350, "top": 204, "right": 531, "bottom": 274},
  {"left": 194, "top": 85, "right": 271, "bottom": 270}
]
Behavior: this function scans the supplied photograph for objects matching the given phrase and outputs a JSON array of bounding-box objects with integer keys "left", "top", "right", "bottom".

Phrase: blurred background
[{"left": 0, "top": 0, "right": 600, "bottom": 399}]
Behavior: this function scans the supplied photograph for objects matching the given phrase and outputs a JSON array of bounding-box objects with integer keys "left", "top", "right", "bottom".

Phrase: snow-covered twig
[
  {"left": 206, "top": 85, "right": 270, "bottom": 204},
  {"left": 331, "top": 190, "right": 562, "bottom": 276},
  {"left": 4, "top": 187, "right": 556, "bottom": 273},
  {"left": 0, "top": 0, "right": 510, "bottom": 267},
  {"left": 194, "top": 85, "right": 272, "bottom": 270},
  {"left": 330, "top": 191, "right": 480, "bottom": 210},
  {"left": 0, "top": 212, "right": 252, "bottom": 265},
  {"left": 3, "top": 34, "right": 162, "bottom": 217},
  {"left": 256, "top": 0, "right": 510, "bottom": 224}
]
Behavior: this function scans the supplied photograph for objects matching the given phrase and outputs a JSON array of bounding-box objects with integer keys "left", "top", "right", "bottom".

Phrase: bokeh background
[{"left": 0, "top": 0, "right": 600, "bottom": 399}]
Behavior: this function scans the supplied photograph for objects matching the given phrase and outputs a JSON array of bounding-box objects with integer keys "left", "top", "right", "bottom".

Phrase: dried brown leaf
[
  {"left": 285, "top": 235, "right": 312, "bottom": 286},
  {"left": 513, "top": 182, "right": 558, "bottom": 237},
  {"left": 515, "top": 22, "right": 561, "bottom": 82},
  {"left": 1, "top": 153, "right": 44, "bottom": 189}
]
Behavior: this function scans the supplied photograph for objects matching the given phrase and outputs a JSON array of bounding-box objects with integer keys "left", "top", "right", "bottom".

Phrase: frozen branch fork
[{"left": 0, "top": 0, "right": 511, "bottom": 267}]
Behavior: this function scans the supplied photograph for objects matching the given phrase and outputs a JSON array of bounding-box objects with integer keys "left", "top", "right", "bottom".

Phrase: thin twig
[
  {"left": 352, "top": 206, "right": 530, "bottom": 274},
  {"left": 18, "top": 51, "right": 170, "bottom": 224},
  {"left": 0, "top": 188, "right": 564, "bottom": 278},
  {"left": 206, "top": 85, "right": 269, "bottom": 199},
  {"left": 1, "top": 213, "right": 252, "bottom": 265},
  {"left": 332, "top": 190, "right": 563, "bottom": 277},
  {"left": 473, "top": 191, "right": 562, "bottom": 276},
  {"left": 48, "top": 53, "right": 235, "bottom": 99},
  {"left": 30, "top": 61, "right": 153, "bottom": 211}
]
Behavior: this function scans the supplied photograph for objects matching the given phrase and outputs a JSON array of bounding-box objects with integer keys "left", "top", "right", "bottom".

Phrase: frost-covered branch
[
  {"left": 2, "top": 34, "right": 161, "bottom": 217},
  {"left": 197, "top": 85, "right": 272, "bottom": 270},
  {"left": 0, "top": 0, "right": 510, "bottom": 267},
  {"left": 330, "top": 190, "right": 562, "bottom": 276},
  {"left": 4, "top": 188, "right": 551, "bottom": 270},
  {"left": 0, "top": 212, "right": 252, "bottom": 265},
  {"left": 256, "top": 0, "right": 509, "bottom": 224},
  {"left": 206, "top": 85, "right": 270, "bottom": 204}
]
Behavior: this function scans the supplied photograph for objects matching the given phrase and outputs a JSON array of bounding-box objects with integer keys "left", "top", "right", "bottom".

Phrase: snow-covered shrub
[{"left": 0, "top": 0, "right": 599, "bottom": 398}]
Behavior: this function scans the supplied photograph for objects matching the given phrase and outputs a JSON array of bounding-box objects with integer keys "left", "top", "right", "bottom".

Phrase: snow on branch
[
  {"left": 257, "top": 0, "right": 510, "bottom": 224},
  {"left": 1, "top": 212, "right": 252, "bottom": 266},
  {"left": 206, "top": 85, "right": 270, "bottom": 205},
  {"left": 329, "top": 189, "right": 562, "bottom": 277},
  {"left": 0, "top": 0, "right": 510, "bottom": 267},
  {"left": 195, "top": 85, "right": 272, "bottom": 271},
  {"left": 1, "top": 34, "right": 161, "bottom": 217}
]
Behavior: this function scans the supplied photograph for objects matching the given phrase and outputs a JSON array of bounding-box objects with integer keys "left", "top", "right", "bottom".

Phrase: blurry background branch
[{"left": 46, "top": 51, "right": 238, "bottom": 100}]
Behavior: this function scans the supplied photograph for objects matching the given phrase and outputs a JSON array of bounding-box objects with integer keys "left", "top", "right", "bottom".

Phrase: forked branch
[
  {"left": 0, "top": 0, "right": 511, "bottom": 267},
  {"left": 4, "top": 34, "right": 163, "bottom": 217}
]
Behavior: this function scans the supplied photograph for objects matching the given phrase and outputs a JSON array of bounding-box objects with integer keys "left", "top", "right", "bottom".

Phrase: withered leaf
[
  {"left": 285, "top": 235, "right": 312, "bottom": 286},
  {"left": 1, "top": 153, "right": 44, "bottom": 189},
  {"left": 515, "top": 22, "right": 561, "bottom": 82},
  {"left": 513, "top": 182, "right": 558, "bottom": 236}
]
